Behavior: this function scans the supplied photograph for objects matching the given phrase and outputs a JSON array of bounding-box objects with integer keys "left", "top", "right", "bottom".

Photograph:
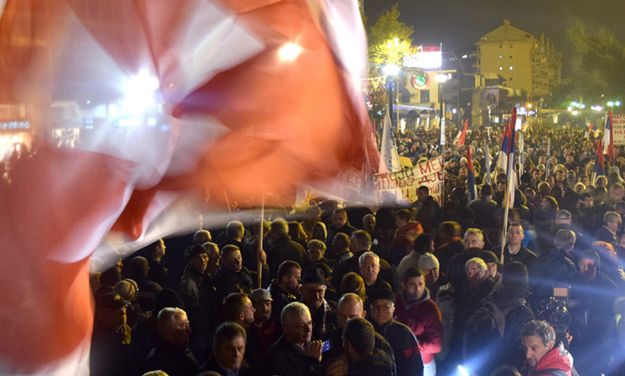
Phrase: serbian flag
[
  {"left": 379, "top": 108, "right": 401, "bottom": 173},
  {"left": 603, "top": 111, "right": 615, "bottom": 164},
  {"left": 466, "top": 146, "right": 477, "bottom": 200},
  {"left": 502, "top": 108, "right": 517, "bottom": 207},
  {"left": 0, "top": 0, "right": 379, "bottom": 373},
  {"left": 453, "top": 118, "right": 469, "bottom": 147}
]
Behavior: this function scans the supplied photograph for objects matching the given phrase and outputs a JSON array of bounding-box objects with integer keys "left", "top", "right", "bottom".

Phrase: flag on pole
[
  {"left": 500, "top": 107, "right": 517, "bottom": 263},
  {"left": 484, "top": 144, "right": 492, "bottom": 184},
  {"left": 379, "top": 108, "right": 401, "bottom": 173},
  {"left": 466, "top": 146, "right": 477, "bottom": 201},
  {"left": 0, "top": 0, "right": 379, "bottom": 373},
  {"left": 453, "top": 118, "right": 469, "bottom": 147},
  {"left": 603, "top": 111, "right": 615, "bottom": 164}
]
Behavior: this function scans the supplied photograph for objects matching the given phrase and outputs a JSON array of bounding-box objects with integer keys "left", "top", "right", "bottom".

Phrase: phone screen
[{"left": 321, "top": 340, "right": 332, "bottom": 353}]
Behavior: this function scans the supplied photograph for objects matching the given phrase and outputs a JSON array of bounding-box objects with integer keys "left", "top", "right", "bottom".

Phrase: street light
[{"left": 383, "top": 63, "right": 400, "bottom": 129}]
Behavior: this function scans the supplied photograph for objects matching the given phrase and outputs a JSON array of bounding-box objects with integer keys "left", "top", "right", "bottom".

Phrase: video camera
[{"left": 536, "top": 286, "right": 571, "bottom": 347}]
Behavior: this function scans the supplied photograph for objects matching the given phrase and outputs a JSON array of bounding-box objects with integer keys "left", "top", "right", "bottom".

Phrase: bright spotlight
[
  {"left": 122, "top": 71, "right": 159, "bottom": 115},
  {"left": 457, "top": 364, "right": 470, "bottom": 376},
  {"left": 382, "top": 63, "right": 400, "bottom": 77},
  {"left": 616, "top": 101, "right": 622, "bottom": 107},
  {"left": 435, "top": 73, "right": 450, "bottom": 83},
  {"left": 278, "top": 42, "right": 303, "bottom": 62}
]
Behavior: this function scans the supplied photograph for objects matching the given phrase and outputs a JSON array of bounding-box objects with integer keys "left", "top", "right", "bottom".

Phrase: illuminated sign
[
  {"left": 403, "top": 45, "right": 442, "bottom": 70},
  {"left": 0, "top": 121, "right": 30, "bottom": 130},
  {"left": 410, "top": 72, "right": 429, "bottom": 89}
]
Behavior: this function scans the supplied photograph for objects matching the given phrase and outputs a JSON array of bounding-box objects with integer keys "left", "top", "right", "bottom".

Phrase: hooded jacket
[{"left": 527, "top": 344, "right": 574, "bottom": 376}]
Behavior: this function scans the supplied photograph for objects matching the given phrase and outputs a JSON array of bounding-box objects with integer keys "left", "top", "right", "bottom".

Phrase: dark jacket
[
  {"left": 261, "top": 335, "right": 324, "bottom": 376},
  {"left": 530, "top": 248, "right": 578, "bottom": 306},
  {"left": 434, "top": 239, "right": 465, "bottom": 274},
  {"left": 201, "top": 355, "right": 253, "bottom": 376},
  {"left": 468, "top": 198, "right": 498, "bottom": 230},
  {"left": 211, "top": 267, "right": 254, "bottom": 304},
  {"left": 372, "top": 320, "right": 424, "bottom": 376},
  {"left": 268, "top": 281, "right": 299, "bottom": 321},
  {"left": 347, "top": 349, "right": 395, "bottom": 376},
  {"left": 332, "top": 252, "right": 395, "bottom": 291},
  {"left": 142, "top": 339, "right": 200, "bottom": 376},
  {"left": 503, "top": 245, "right": 538, "bottom": 270},
  {"left": 268, "top": 236, "right": 306, "bottom": 278}
]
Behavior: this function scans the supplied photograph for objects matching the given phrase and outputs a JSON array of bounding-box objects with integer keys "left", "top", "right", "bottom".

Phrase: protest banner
[
  {"left": 612, "top": 113, "right": 625, "bottom": 145},
  {"left": 374, "top": 156, "right": 444, "bottom": 202}
]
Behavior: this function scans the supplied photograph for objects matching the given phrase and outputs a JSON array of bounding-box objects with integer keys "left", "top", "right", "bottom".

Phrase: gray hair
[
  {"left": 280, "top": 302, "right": 310, "bottom": 326},
  {"left": 358, "top": 251, "right": 379, "bottom": 267}
]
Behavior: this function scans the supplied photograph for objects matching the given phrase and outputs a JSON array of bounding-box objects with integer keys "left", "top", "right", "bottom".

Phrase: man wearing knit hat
[
  {"left": 369, "top": 288, "right": 423, "bottom": 376},
  {"left": 417, "top": 252, "right": 445, "bottom": 298}
]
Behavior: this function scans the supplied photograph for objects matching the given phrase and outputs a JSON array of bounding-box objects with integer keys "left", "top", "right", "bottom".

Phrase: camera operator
[
  {"left": 568, "top": 250, "right": 618, "bottom": 375},
  {"left": 521, "top": 320, "right": 577, "bottom": 376}
]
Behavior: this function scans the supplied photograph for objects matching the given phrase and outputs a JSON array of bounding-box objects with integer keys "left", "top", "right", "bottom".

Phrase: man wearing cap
[
  {"left": 248, "top": 288, "right": 281, "bottom": 360},
  {"left": 569, "top": 250, "right": 618, "bottom": 374},
  {"left": 369, "top": 288, "right": 424, "bottom": 376},
  {"left": 479, "top": 250, "right": 502, "bottom": 284},
  {"left": 394, "top": 267, "right": 442, "bottom": 376},
  {"left": 300, "top": 268, "right": 337, "bottom": 340},
  {"left": 503, "top": 223, "right": 537, "bottom": 269}
]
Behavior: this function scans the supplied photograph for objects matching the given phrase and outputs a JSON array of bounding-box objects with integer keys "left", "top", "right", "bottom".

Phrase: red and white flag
[{"left": 0, "top": 0, "right": 378, "bottom": 373}]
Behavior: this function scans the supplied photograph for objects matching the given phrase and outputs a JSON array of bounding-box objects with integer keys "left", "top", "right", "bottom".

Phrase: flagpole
[
  {"left": 257, "top": 193, "right": 265, "bottom": 288},
  {"left": 500, "top": 107, "right": 517, "bottom": 264}
]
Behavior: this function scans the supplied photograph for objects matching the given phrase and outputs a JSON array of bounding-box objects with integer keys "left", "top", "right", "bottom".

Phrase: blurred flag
[
  {"left": 0, "top": 0, "right": 378, "bottom": 373},
  {"left": 453, "top": 118, "right": 469, "bottom": 147},
  {"left": 603, "top": 111, "right": 615, "bottom": 164},
  {"left": 466, "top": 146, "right": 477, "bottom": 201},
  {"left": 500, "top": 107, "right": 517, "bottom": 263},
  {"left": 379, "top": 108, "right": 401, "bottom": 173}
]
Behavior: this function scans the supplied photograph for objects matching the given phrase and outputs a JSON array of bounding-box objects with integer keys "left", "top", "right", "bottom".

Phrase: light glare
[{"left": 278, "top": 42, "right": 303, "bottom": 62}]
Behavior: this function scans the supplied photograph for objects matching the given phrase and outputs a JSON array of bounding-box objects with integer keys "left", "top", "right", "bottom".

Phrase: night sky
[{"left": 364, "top": 0, "right": 625, "bottom": 61}]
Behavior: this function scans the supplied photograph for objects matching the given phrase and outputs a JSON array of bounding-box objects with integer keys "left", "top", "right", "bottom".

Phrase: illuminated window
[
  {"left": 509, "top": 66, "right": 513, "bottom": 70},
  {"left": 499, "top": 67, "right": 503, "bottom": 71}
]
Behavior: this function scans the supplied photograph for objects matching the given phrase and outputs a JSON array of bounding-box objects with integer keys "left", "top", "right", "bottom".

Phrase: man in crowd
[
  {"left": 503, "top": 223, "right": 537, "bottom": 269},
  {"left": 211, "top": 244, "right": 254, "bottom": 305},
  {"left": 394, "top": 267, "right": 442, "bottom": 376},
  {"left": 248, "top": 288, "right": 281, "bottom": 361},
  {"left": 202, "top": 322, "right": 251, "bottom": 375},
  {"left": 142, "top": 307, "right": 199, "bottom": 375},
  {"left": 343, "top": 318, "right": 395, "bottom": 375},
  {"left": 433, "top": 221, "right": 465, "bottom": 273},
  {"left": 222, "top": 292, "right": 256, "bottom": 329},
  {"left": 358, "top": 251, "right": 392, "bottom": 295},
  {"left": 261, "top": 302, "right": 324, "bottom": 376},
  {"left": 269, "top": 260, "right": 302, "bottom": 320},
  {"left": 521, "top": 320, "right": 575, "bottom": 376},
  {"left": 446, "top": 228, "right": 485, "bottom": 289},
  {"left": 268, "top": 218, "right": 306, "bottom": 277},
  {"left": 326, "top": 207, "right": 357, "bottom": 245},
  {"left": 368, "top": 288, "right": 423, "bottom": 376},
  {"left": 300, "top": 268, "right": 337, "bottom": 340},
  {"left": 594, "top": 210, "right": 621, "bottom": 247}
]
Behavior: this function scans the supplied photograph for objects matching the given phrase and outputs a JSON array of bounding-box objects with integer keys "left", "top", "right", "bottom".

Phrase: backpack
[{"left": 462, "top": 298, "right": 526, "bottom": 360}]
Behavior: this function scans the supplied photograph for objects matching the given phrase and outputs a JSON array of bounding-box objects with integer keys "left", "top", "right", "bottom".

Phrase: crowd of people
[{"left": 7, "top": 120, "right": 624, "bottom": 376}]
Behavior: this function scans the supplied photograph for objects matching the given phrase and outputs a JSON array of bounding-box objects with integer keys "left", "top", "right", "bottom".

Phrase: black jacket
[
  {"left": 142, "top": 339, "right": 200, "bottom": 376},
  {"left": 347, "top": 349, "right": 395, "bottom": 376},
  {"left": 261, "top": 335, "right": 324, "bottom": 376},
  {"left": 373, "top": 320, "right": 423, "bottom": 376}
]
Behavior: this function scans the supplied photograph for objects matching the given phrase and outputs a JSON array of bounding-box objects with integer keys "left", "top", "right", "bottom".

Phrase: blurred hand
[{"left": 304, "top": 340, "right": 323, "bottom": 361}]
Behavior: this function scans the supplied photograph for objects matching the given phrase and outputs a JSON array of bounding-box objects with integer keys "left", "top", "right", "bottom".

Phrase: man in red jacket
[
  {"left": 521, "top": 320, "right": 575, "bottom": 376},
  {"left": 394, "top": 267, "right": 443, "bottom": 376}
]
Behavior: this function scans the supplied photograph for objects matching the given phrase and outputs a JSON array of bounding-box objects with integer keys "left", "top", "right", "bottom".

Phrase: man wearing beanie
[
  {"left": 463, "top": 262, "right": 534, "bottom": 375},
  {"left": 417, "top": 252, "right": 445, "bottom": 298},
  {"left": 394, "top": 268, "right": 442, "bottom": 376},
  {"left": 368, "top": 288, "right": 424, "bottom": 376},
  {"left": 396, "top": 233, "right": 433, "bottom": 288}
]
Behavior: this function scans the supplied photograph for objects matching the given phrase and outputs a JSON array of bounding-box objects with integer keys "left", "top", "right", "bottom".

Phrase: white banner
[{"left": 374, "top": 156, "right": 444, "bottom": 202}]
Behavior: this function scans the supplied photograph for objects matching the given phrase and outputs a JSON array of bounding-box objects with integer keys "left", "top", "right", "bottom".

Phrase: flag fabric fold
[
  {"left": 0, "top": 0, "right": 379, "bottom": 373},
  {"left": 603, "top": 111, "right": 615, "bottom": 164},
  {"left": 379, "top": 109, "right": 401, "bottom": 173}
]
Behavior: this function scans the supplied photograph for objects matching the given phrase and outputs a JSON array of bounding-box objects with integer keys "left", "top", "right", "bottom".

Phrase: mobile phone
[{"left": 321, "top": 340, "right": 332, "bottom": 353}]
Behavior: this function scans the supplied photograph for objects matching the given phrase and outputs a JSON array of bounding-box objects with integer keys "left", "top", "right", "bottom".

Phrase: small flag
[
  {"left": 466, "top": 147, "right": 477, "bottom": 200},
  {"left": 595, "top": 139, "right": 605, "bottom": 177},
  {"left": 603, "top": 111, "right": 615, "bottom": 164},
  {"left": 379, "top": 108, "right": 401, "bottom": 173},
  {"left": 454, "top": 119, "right": 469, "bottom": 147}
]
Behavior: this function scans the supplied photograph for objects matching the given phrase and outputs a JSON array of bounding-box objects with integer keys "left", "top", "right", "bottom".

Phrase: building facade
[{"left": 476, "top": 19, "right": 561, "bottom": 99}]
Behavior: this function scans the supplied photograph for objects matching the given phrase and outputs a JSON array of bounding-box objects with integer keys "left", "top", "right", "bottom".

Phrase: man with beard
[
  {"left": 269, "top": 261, "right": 302, "bottom": 321},
  {"left": 248, "top": 288, "right": 280, "bottom": 361},
  {"left": 300, "top": 268, "right": 337, "bottom": 340}
]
